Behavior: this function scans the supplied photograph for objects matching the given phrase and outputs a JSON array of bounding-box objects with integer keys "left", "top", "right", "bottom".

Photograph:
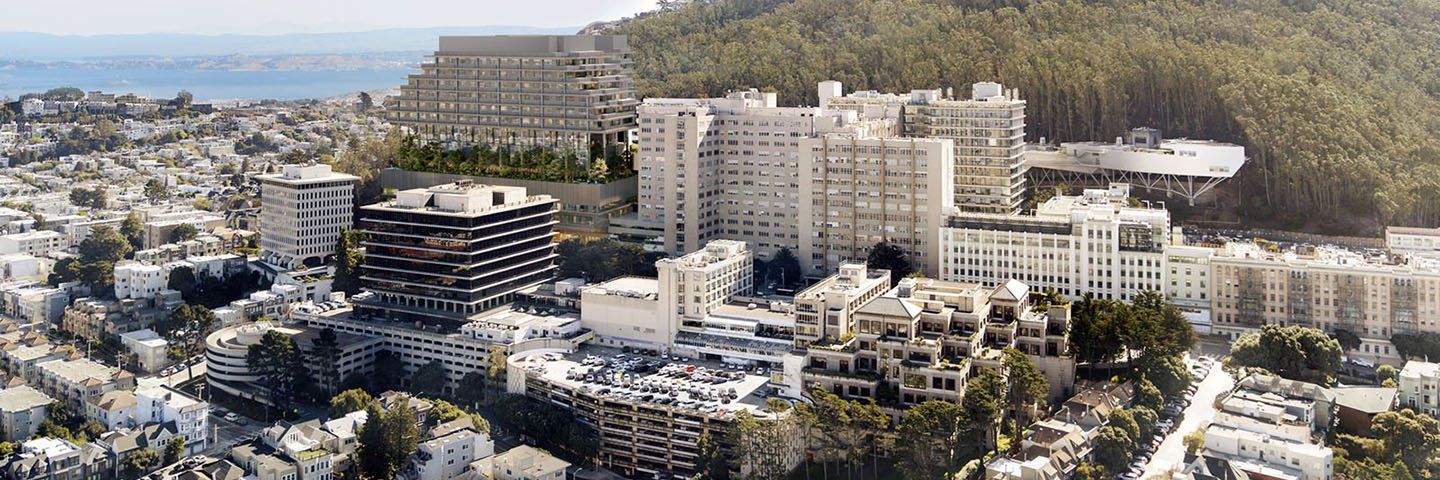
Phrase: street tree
[
  {"left": 356, "top": 401, "right": 418, "bottom": 480},
  {"left": 1002, "top": 347, "right": 1050, "bottom": 433},
  {"left": 894, "top": 400, "right": 964, "bottom": 479},
  {"left": 328, "top": 388, "right": 376, "bottom": 417}
]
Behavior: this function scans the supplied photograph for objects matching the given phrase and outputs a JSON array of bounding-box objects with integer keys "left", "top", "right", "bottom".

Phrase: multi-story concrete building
[
  {"left": 1398, "top": 360, "right": 1440, "bottom": 417},
  {"left": 0, "top": 386, "right": 52, "bottom": 442},
  {"left": 355, "top": 182, "right": 558, "bottom": 327},
  {"left": 298, "top": 302, "right": 589, "bottom": 395},
  {"left": 1208, "top": 241, "right": 1440, "bottom": 364},
  {"left": 506, "top": 346, "right": 792, "bottom": 479},
  {"left": 802, "top": 276, "right": 1075, "bottom": 406},
  {"left": 257, "top": 164, "right": 358, "bottom": 269},
  {"left": 658, "top": 240, "right": 753, "bottom": 327},
  {"left": 939, "top": 184, "right": 1171, "bottom": 301},
  {"left": 797, "top": 134, "right": 954, "bottom": 275},
  {"left": 113, "top": 262, "right": 168, "bottom": 300},
  {"left": 204, "top": 321, "right": 383, "bottom": 404},
  {"left": 791, "top": 263, "right": 891, "bottom": 346},
  {"left": 636, "top": 89, "right": 955, "bottom": 275},
  {"left": 824, "top": 81, "right": 1029, "bottom": 214},
  {"left": 0, "top": 230, "right": 67, "bottom": 258},
  {"left": 134, "top": 385, "right": 210, "bottom": 454},
  {"left": 388, "top": 35, "right": 638, "bottom": 162}
]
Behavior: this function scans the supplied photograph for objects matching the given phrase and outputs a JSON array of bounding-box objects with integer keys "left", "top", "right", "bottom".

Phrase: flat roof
[
  {"left": 0, "top": 385, "right": 52, "bottom": 412},
  {"left": 511, "top": 345, "right": 780, "bottom": 420}
]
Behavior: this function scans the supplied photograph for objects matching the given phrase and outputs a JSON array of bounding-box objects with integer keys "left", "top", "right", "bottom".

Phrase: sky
[{"left": 0, "top": 0, "right": 660, "bottom": 35}]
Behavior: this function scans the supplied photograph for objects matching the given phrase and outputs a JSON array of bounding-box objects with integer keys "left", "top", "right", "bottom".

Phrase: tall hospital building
[
  {"left": 823, "top": 81, "right": 1029, "bottom": 215},
  {"left": 387, "top": 35, "right": 639, "bottom": 161},
  {"left": 635, "top": 87, "right": 954, "bottom": 276}
]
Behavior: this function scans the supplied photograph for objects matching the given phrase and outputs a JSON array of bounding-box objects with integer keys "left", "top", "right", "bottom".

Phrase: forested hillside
[{"left": 611, "top": 0, "right": 1440, "bottom": 233}]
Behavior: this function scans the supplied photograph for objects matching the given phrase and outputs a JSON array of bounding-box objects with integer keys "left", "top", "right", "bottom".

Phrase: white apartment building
[
  {"left": 118, "top": 328, "right": 170, "bottom": 373},
  {"left": 1203, "top": 425, "right": 1332, "bottom": 480},
  {"left": 407, "top": 424, "right": 494, "bottom": 480},
  {"left": 1201, "top": 374, "right": 1336, "bottom": 480},
  {"left": 797, "top": 134, "right": 953, "bottom": 275},
  {"left": 472, "top": 446, "right": 569, "bottom": 480},
  {"left": 792, "top": 263, "right": 891, "bottom": 345},
  {"left": 134, "top": 385, "right": 210, "bottom": 454},
  {"left": 0, "top": 230, "right": 67, "bottom": 257},
  {"left": 825, "top": 81, "right": 1029, "bottom": 214},
  {"left": 1386, "top": 226, "right": 1440, "bottom": 254},
  {"left": 939, "top": 184, "right": 1171, "bottom": 301},
  {"left": 257, "top": 164, "right": 358, "bottom": 269},
  {"left": 1398, "top": 360, "right": 1440, "bottom": 417},
  {"left": 113, "top": 262, "right": 169, "bottom": 300}
]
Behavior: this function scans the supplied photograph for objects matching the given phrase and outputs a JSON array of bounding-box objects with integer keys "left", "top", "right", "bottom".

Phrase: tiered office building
[{"left": 388, "top": 35, "right": 638, "bottom": 161}]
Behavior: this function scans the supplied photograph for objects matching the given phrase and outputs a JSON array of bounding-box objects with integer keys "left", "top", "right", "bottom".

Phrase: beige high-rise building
[
  {"left": 824, "top": 81, "right": 1029, "bottom": 214},
  {"left": 798, "top": 134, "right": 954, "bottom": 276},
  {"left": 388, "top": 35, "right": 638, "bottom": 161}
]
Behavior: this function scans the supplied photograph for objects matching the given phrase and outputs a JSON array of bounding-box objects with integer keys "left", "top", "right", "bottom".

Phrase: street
[
  {"left": 202, "top": 411, "right": 267, "bottom": 456},
  {"left": 1141, "top": 357, "right": 1235, "bottom": 477}
]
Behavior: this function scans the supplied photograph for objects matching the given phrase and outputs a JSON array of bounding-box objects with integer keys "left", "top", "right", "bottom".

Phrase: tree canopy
[
  {"left": 865, "top": 242, "right": 913, "bottom": 287},
  {"left": 1229, "top": 324, "right": 1342, "bottom": 385}
]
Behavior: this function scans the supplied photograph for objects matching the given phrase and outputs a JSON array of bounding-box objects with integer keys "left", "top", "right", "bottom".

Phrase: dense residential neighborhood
[{"left": 0, "top": 20, "right": 1436, "bottom": 480}]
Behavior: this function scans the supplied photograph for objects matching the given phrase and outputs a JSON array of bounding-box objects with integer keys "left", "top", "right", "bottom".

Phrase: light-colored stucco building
[{"left": 257, "top": 164, "right": 358, "bottom": 269}]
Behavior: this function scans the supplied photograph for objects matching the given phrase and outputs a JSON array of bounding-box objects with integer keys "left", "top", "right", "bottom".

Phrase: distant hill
[
  {"left": 610, "top": 0, "right": 1440, "bottom": 233},
  {"left": 0, "top": 26, "right": 578, "bottom": 60}
]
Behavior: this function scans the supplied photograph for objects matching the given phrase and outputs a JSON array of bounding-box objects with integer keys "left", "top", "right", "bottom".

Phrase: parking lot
[{"left": 1135, "top": 355, "right": 1235, "bottom": 478}]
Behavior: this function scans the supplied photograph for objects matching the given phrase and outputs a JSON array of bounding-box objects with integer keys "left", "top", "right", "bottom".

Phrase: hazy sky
[{"left": 1, "top": 0, "right": 660, "bottom": 35}]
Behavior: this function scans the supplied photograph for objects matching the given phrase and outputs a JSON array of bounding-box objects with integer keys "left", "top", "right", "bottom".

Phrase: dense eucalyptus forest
[{"left": 611, "top": 0, "right": 1440, "bottom": 234}]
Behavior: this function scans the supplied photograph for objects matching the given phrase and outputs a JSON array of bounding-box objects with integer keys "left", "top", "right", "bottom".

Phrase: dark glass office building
[{"left": 355, "top": 181, "right": 558, "bottom": 328}]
